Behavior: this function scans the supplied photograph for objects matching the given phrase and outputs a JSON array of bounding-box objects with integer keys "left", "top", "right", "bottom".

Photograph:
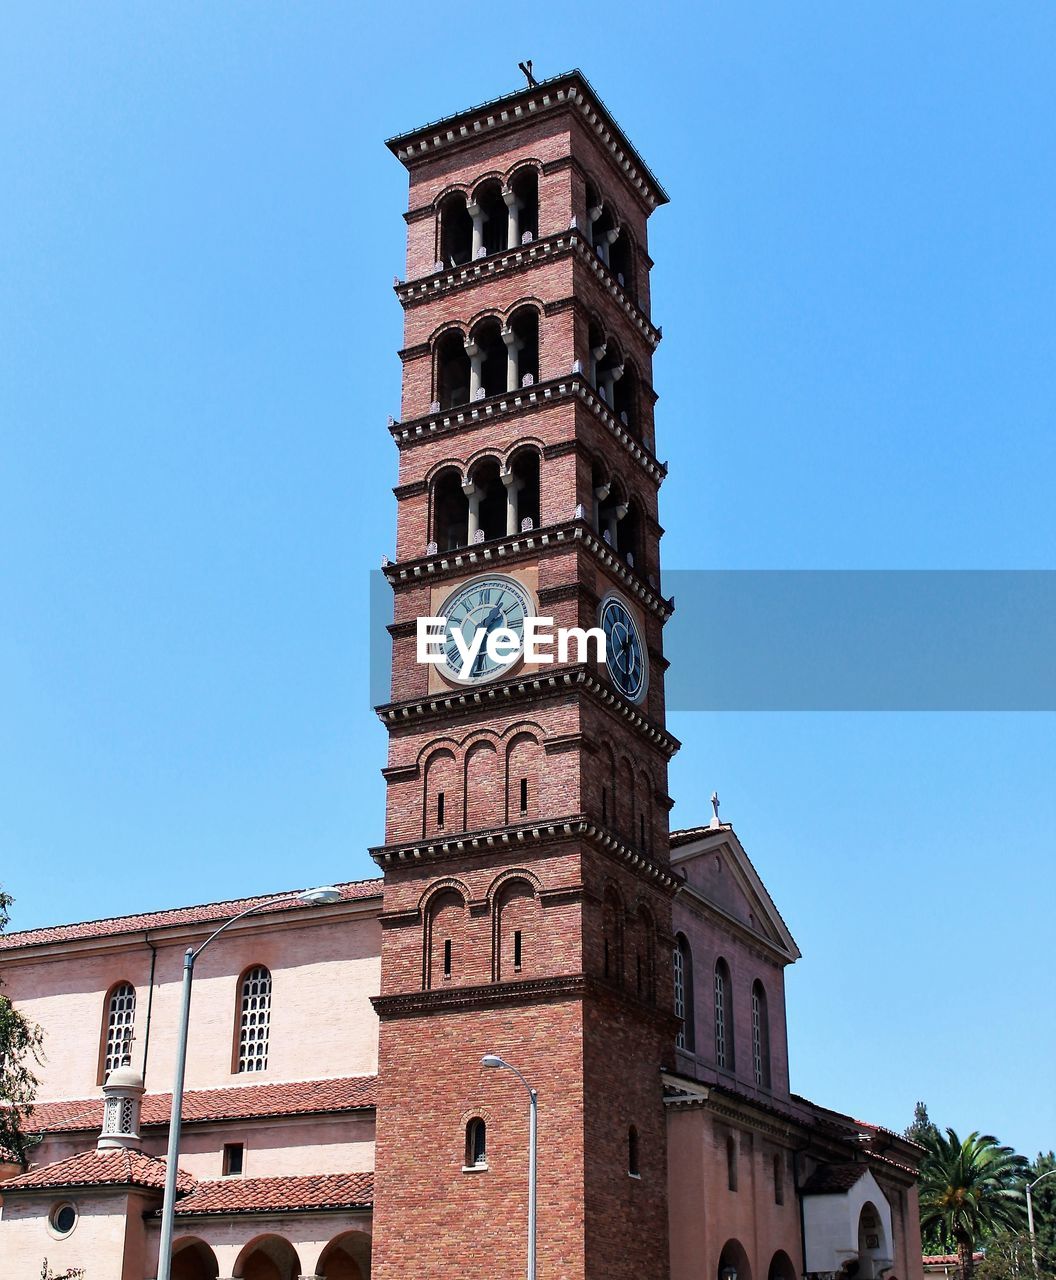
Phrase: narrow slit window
[
  {"left": 773, "top": 1152, "right": 784, "bottom": 1204},
  {"left": 436, "top": 790, "right": 445, "bottom": 829},
  {"left": 602, "top": 787, "right": 608, "bottom": 822},
  {"left": 443, "top": 938, "right": 452, "bottom": 978},
  {"left": 514, "top": 929, "right": 523, "bottom": 971},
  {"left": 519, "top": 776, "right": 529, "bottom": 814},
  {"left": 727, "top": 1134, "right": 738, "bottom": 1191},
  {"left": 628, "top": 1125, "right": 640, "bottom": 1176},
  {"left": 465, "top": 1117, "right": 487, "bottom": 1167}
]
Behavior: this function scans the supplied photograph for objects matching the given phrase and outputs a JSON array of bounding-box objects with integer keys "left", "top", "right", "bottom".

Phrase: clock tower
[{"left": 370, "top": 72, "right": 679, "bottom": 1280}]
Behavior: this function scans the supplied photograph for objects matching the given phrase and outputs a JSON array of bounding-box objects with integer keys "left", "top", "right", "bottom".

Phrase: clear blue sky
[{"left": 2, "top": 4, "right": 1053, "bottom": 1157}]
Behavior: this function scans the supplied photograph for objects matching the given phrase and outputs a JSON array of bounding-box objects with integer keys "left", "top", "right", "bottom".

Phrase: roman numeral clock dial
[
  {"left": 599, "top": 593, "right": 648, "bottom": 703},
  {"left": 436, "top": 574, "right": 535, "bottom": 685}
]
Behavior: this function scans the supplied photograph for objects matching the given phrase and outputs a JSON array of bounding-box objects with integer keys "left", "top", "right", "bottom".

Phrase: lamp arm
[{"left": 189, "top": 894, "right": 302, "bottom": 961}]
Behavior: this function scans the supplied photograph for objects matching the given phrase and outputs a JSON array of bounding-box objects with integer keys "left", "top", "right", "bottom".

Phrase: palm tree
[{"left": 918, "top": 1129, "right": 1029, "bottom": 1280}]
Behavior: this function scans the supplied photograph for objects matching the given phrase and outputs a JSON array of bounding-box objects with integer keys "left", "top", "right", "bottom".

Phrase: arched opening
[
  {"left": 235, "top": 965, "right": 272, "bottom": 1074},
  {"left": 610, "top": 225, "right": 635, "bottom": 295},
  {"left": 317, "top": 1230, "right": 371, "bottom": 1280},
  {"left": 466, "top": 456, "right": 506, "bottom": 543},
  {"left": 592, "top": 203, "right": 617, "bottom": 266},
  {"left": 473, "top": 179, "right": 507, "bottom": 257},
  {"left": 857, "top": 1201, "right": 890, "bottom": 1279},
  {"left": 752, "top": 979, "right": 771, "bottom": 1088},
  {"left": 431, "top": 467, "right": 469, "bottom": 553},
  {"left": 99, "top": 980, "right": 136, "bottom": 1084},
  {"left": 464, "top": 740, "right": 502, "bottom": 830},
  {"left": 425, "top": 889, "right": 465, "bottom": 988},
  {"left": 674, "top": 932, "right": 695, "bottom": 1052},
  {"left": 602, "top": 885, "right": 624, "bottom": 985},
  {"left": 439, "top": 192, "right": 473, "bottom": 268},
  {"left": 171, "top": 1238, "right": 219, "bottom": 1280},
  {"left": 435, "top": 329, "right": 471, "bottom": 410},
  {"left": 714, "top": 957, "right": 734, "bottom": 1070},
  {"left": 465, "top": 1116, "right": 487, "bottom": 1167},
  {"left": 628, "top": 1125, "right": 640, "bottom": 1176},
  {"left": 613, "top": 360, "right": 640, "bottom": 436},
  {"left": 507, "top": 305, "right": 539, "bottom": 389},
  {"left": 616, "top": 498, "right": 642, "bottom": 568},
  {"left": 234, "top": 1234, "right": 302, "bottom": 1280},
  {"left": 768, "top": 1251, "right": 796, "bottom": 1280},
  {"left": 509, "top": 166, "right": 539, "bottom": 243},
  {"left": 467, "top": 317, "right": 507, "bottom": 401},
  {"left": 718, "top": 1239, "right": 752, "bottom": 1280},
  {"left": 494, "top": 877, "right": 540, "bottom": 980},
  {"left": 506, "top": 732, "right": 541, "bottom": 822},
  {"left": 506, "top": 446, "right": 540, "bottom": 534}
]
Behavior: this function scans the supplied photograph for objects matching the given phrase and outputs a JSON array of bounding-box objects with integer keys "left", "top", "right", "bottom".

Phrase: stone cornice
[
  {"left": 389, "top": 373, "right": 666, "bottom": 485},
  {"left": 384, "top": 519, "right": 674, "bottom": 621},
  {"left": 369, "top": 813, "right": 680, "bottom": 891},
  {"left": 375, "top": 664, "right": 680, "bottom": 757},
  {"left": 385, "top": 70, "right": 669, "bottom": 212},
  {"left": 372, "top": 974, "right": 588, "bottom": 1019},
  {"left": 394, "top": 229, "right": 661, "bottom": 349}
]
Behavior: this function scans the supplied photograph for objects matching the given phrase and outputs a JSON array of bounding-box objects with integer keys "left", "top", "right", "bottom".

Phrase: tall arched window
[
  {"left": 465, "top": 1117, "right": 487, "bottom": 1168},
  {"left": 674, "top": 934, "right": 695, "bottom": 1052},
  {"left": 100, "top": 982, "right": 136, "bottom": 1082},
  {"left": 714, "top": 958, "right": 734, "bottom": 1070},
  {"left": 236, "top": 966, "right": 272, "bottom": 1073},
  {"left": 752, "top": 979, "right": 771, "bottom": 1088}
]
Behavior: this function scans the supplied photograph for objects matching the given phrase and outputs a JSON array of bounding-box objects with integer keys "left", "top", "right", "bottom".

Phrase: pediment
[{"left": 670, "top": 824, "right": 800, "bottom": 962}]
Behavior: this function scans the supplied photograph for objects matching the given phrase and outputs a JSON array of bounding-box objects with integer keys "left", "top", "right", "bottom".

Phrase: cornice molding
[
  {"left": 389, "top": 373, "right": 667, "bottom": 485},
  {"left": 384, "top": 519, "right": 673, "bottom": 621},
  {"left": 372, "top": 973, "right": 588, "bottom": 1019},
  {"left": 394, "top": 229, "right": 661, "bottom": 349}
]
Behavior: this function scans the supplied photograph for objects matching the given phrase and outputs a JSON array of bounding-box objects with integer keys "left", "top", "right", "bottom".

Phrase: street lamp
[
  {"left": 1026, "top": 1167, "right": 1056, "bottom": 1278},
  {"left": 156, "top": 886, "right": 342, "bottom": 1280},
  {"left": 482, "top": 1054, "right": 538, "bottom": 1280}
]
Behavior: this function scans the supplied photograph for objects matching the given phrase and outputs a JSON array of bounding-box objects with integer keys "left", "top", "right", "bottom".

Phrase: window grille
[
  {"left": 466, "top": 1118, "right": 487, "bottom": 1167},
  {"left": 714, "top": 964, "right": 728, "bottom": 1069},
  {"left": 673, "top": 945, "right": 686, "bottom": 1048},
  {"left": 237, "top": 966, "right": 272, "bottom": 1073},
  {"left": 752, "top": 981, "right": 770, "bottom": 1087},
  {"left": 102, "top": 983, "right": 136, "bottom": 1080}
]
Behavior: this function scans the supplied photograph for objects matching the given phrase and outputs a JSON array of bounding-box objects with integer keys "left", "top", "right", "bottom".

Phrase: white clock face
[
  {"left": 436, "top": 574, "right": 535, "bottom": 685},
  {"left": 599, "top": 593, "right": 648, "bottom": 703}
]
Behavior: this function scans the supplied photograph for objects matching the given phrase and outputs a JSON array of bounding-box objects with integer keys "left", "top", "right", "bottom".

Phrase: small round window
[{"left": 49, "top": 1201, "right": 77, "bottom": 1236}]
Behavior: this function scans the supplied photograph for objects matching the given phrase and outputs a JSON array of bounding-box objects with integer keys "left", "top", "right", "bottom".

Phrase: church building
[{"left": 0, "top": 71, "right": 924, "bottom": 1280}]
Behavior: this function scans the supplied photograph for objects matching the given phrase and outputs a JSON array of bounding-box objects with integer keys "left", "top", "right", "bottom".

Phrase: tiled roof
[
  {"left": 169, "top": 1171, "right": 374, "bottom": 1216},
  {"left": 923, "top": 1256, "right": 983, "bottom": 1266},
  {"left": 25, "top": 1075, "right": 378, "bottom": 1135},
  {"left": 1, "top": 1148, "right": 193, "bottom": 1194},
  {"left": 801, "top": 1163, "right": 868, "bottom": 1195},
  {"left": 0, "top": 878, "right": 383, "bottom": 951}
]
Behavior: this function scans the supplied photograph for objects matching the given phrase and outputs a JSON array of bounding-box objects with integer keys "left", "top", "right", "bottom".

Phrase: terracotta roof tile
[
  {"left": 169, "top": 1171, "right": 373, "bottom": 1216},
  {"left": 24, "top": 1076, "right": 377, "bottom": 1135},
  {"left": 2, "top": 1148, "right": 193, "bottom": 1194},
  {"left": 0, "top": 879, "right": 383, "bottom": 951},
  {"left": 801, "top": 1163, "right": 868, "bottom": 1194}
]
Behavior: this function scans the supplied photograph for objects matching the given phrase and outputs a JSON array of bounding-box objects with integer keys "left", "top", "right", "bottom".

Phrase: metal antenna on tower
[{"left": 518, "top": 60, "right": 537, "bottom": 88}]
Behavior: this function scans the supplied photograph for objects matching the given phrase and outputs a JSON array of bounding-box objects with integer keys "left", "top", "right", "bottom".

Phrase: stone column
[
  {"left": 467, "top": 201, "right": 485, "bottom": 258},
  {"left": 590, "top": 342, "right": 607, "bottom": 390},
  {"left": 600, "top": 362, "right": 624, "bottom": 409},
  {"left": 464, "top": 340, "right": 482, "bottom": 400},
  {"left": 593, "top": 483, "right": 610, "bottom": 535},
  {"left": 502, "top": 326, "right": 522, "bottom": 392},
  {"left": 588, "top": 202, "right": 603, "bottom": 246},
  {"left": 502, "top": 469, "right": 524, "bottom": 535},
  {"left": 605, "top": 501, "right": 628, "bottom": 548},
  {"left": 503, "top": 188, "right": 522, "bottom": 249},
  {"left": 598, "top": 226, "right": 619, "bottom": 266},
  {"left": 463, "top": 481, "right": 480, "bottom": 542}
]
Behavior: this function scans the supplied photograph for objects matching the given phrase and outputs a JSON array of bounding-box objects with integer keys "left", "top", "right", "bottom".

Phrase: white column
[
  {"left": 503, "top": 188, "right": 522, "bottom": 249},
  {"left": 599, "top": 226, "right": 619, "bottom": 266},
  {"left": 462, "top": 481, "right": 480, "bottom": 542},
  {"left": 502, "top": 326, "right": 523, "bottom": 391},
  {"left": 464, "top": 340, "right": 482, "bottom": 399},
  {"left": 588, "top": 203, "right": 603, "bottom": 246},
  {"left": 601, "top": 362, "right": 624, "bottom": 409},
  {"left": 502, "top": 469, "right": 524, "bottom": 535},
  {"left": 593, "top": 483, "right": 610, "bottom": 535},
  {"left": 468, "top": 201, "right": 485, "bottom": 257},
  {"left": 590, "top": 342, "right": 607, "bottom": 389},
  {"left": 606, "top": 502, "right": 627, "bottom": 548}
]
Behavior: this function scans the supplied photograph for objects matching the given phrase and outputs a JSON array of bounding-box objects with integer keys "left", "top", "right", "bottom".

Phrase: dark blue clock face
[
  {"left": 437, "top": 575, "right": 534, "bottom": 684},
  {"left": 600, "top": 595, "right": 647, "bottom": 703}
]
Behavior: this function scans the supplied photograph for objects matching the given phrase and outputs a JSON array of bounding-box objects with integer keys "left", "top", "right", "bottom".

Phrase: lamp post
[
  {"left": 156, "top": 885, "right": 342, "bottom": 1280},
  {"left": 1027, "top": 1167, "right": 1056, "bottom": 1278},
  {"left": 482, "top": 1054, "right": 538, "bottom": 1280}
]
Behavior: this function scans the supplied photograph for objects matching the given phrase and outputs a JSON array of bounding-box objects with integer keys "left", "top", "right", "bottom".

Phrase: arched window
[
  {"left": 465, "top": 1117, "right": 487, "bottom": 1168},
  {"left": 628, "top": 1125, "right": 640, "bottom": 1176},
  {"left": 100, "top": 982, "right": 136, "bottom": 1082},
  {"left": 236, "top": 966, "right": 272, "bottom": 1073},
  {"left": 674, "top": 934, "right": 695, "bottom": 1052},
  {"left": 726, "top": 1133, "right": 738, "bottom": 1191},
  {"left": 752, "top": 980, "right": 771, "bottom": 1088},
  {"left": 438, "top": 192, "right": 473, "bottom": 268},
  {"left": 435, "top": 329, "right": 471, "bottom": 410},
  {"left": 714, "top": 958, "right": 734, "bottom": 1070}
]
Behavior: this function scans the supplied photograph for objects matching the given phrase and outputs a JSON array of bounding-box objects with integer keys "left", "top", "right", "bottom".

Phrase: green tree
[
  {"left": 0, "top": 887, "right": 44, "bottom": 1167},
  {"left": 918, "top": 1129, "right": 1029, "bottom": 1280},
  {"left": 1023, "top": 1152, "right": 1056, "bottom": 1271},
  {"left": 906, "top": 1100, "right": 940, "bottom": 1148}
]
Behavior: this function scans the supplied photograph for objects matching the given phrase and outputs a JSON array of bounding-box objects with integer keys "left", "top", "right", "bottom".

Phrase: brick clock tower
[{"left": 371, "top": 72, "right": 679, "bottom": 1280}]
